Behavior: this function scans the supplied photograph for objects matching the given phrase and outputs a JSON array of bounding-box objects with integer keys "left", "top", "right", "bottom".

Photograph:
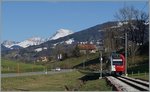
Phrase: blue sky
[{"left": 2, "top": 1, "right": 149, "bottom": 42}]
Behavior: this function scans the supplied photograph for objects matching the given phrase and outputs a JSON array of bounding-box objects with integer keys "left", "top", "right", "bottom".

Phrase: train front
[{"left": 111, "top": 54, "right": 125, "bottom": 75}]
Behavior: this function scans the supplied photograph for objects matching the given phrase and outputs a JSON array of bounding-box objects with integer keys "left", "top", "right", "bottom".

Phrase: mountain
[
  {"left": 2, "top": 40, "right": 19, "bottom": 48},
  {"left": 2, "top": 37, "right": 45, "bottom": 49},
  {"left": 1, "top": 44, "right": 10, "bottom": 51},
  {"left": 21, "top": 21, "right": 117, "bottom": 49},
  {"left": 48, "top": 29, "right": 73, "bottom": 40},
  {"left": 2, "top": 21, "right": 149, "bottom": 62},
  {"left": 21, "top": 21, "right": 118, "bottom": 55},
  {"left": 16, "top": 37, "right": 45, "bottom": 48},
  {"left": 38, "top": 21, "right": 118, "bottom": 47},
  {"left": 2, "top": 29, "right": 73, "bottom": 49},
  {"left": 10, "top": 45, "right": 23, "bottom": 50},
  {"left": 1, "top": 21, "right": 123, "bottom": 62}
]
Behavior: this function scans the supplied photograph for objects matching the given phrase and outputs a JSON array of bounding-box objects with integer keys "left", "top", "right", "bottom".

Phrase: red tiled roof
[{"left": 78, "top": 44, "right": 96, "bottom": 50}]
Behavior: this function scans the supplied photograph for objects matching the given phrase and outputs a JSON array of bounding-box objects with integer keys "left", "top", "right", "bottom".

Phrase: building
[
  {"left": 78, "top": 44, "right": 97, "bottom": 54},
  {"left": 37, "top": 56, "right": 49, "bottom": 62}
]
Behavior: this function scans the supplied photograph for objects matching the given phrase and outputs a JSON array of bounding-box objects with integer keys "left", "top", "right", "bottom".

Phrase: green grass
[
  {"left": 47, "top": 53, "right": 99, "bottom": 69},
  {"left": 1, "top": 59, "right": 45, "bottom": 73},
  {"left": 1, "top": 71, "right": 83, "bottom": 91},
  {"left": 126, "top": 55, "right": 149, "bottom": 74},
  {"left": 128, "top": 73, "right": 149, "bottom": 81},
  {"left": 1, "top": 71, "right": 112, "bottom": 91},
  {"left": 80, "top": 79, "right": 112, "bottom": 91},
  {"left": 127, "top": 64, "right": 149, "bottom": 74}
]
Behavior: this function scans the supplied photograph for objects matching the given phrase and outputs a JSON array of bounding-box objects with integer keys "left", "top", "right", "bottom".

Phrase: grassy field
[
  {"left": 47, "top": 53, "right": 99, "bottom": 69},
  {"left": 127, "top": 55, "right": 149, "bottom": 73},
  {"left": 1, "top": 53, "right": 98, "bottom": 73},
  {"left": 80, "top": 78, "right": 111, "bottom": 91},
  {"left": 1, "top": 59, "right": 45, "bottom": 73},
  {"left": 127, "top": 64, "right": 149, "bottom": 74},
  {"left": 128, "top": 73, "right": 149, "bottom": 81},
  {"left": 1, "top": 71, "right": 112, "bottom": 91}
]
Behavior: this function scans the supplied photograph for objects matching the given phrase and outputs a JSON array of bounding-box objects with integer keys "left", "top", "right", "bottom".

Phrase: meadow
[
  {"left": 2, "top": 71, "right": 111, "bottom": 91},
  {"left": 1, "top": 59, "right": 45, "bottom": 73}
]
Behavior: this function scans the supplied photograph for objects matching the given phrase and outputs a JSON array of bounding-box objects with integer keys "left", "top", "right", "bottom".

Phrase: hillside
[
  {"left": 46, "top": 53, "right": 99, "bottom": 69},
  {"left": 37, "top": 21, "right": 117, "bottom": 46},
  {"left": 1, "top": 44, "right": 10, "bottom": 51}
]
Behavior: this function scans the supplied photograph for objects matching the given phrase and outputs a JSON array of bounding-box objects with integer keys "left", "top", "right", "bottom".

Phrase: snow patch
[
  {"left": 43, "top": 47, "right": 47, "bottom": 50},
  {"left": 34, "top": 47, "right": 48, "bottom": 52},
  {"left": 35, "top": 48, "right": 43, "bottom": 52},
  {"left": 49, "top": 29, "right": 73, "bottom": 40},
  {"left": 98, "top": 30, "right": 102, "bottom": 32},
  {"left": 65, "top": 38, "right": 74, "bottom": 44},
  {"left": 144, "top": 22, "right": 149, "bottom": 25},
  {"left": 111, "top": 21, "right": 129, "bottom": 28}
]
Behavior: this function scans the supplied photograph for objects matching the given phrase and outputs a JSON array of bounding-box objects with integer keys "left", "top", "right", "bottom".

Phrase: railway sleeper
[
  {"left": 117, "top": 77, "right": 149, "bottom": 91},
  {"left": 106, "top": 77, "right": 128, "bottom": 91},
  {"left": 106, "top": 76, "right": 140, "bottom": 91},
  {"left": 121, "top": 76, "right": 149, "bottom": 87}
]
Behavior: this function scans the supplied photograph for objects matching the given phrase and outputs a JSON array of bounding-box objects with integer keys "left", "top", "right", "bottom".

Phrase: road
[{"left": 1, "top": 69, "right": 74, "bottom": 78}]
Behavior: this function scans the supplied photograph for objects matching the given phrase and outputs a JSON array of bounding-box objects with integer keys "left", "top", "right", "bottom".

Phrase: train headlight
[{"left": 111, "top": 65, "right": 116, "bottom": 71}]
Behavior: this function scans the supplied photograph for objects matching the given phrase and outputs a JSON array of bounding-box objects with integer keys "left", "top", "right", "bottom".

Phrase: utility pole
[
  {"left": 17, "top": 63, "right": 19, "bottom": 74},
  {"left": 45, "top": 66, "right": 47, "bottom": 75},
  {"left": 125, "top": 33, "right": 128, "bottom": 76},
  {"left": 83, "top": 49, "right": 88, "bottom": 69},
  {"left": 99, "top": 51, "right": 103, "bottom": 79},
  {"left": 83, "top": 60, "right": 85, "bottom": 69}
]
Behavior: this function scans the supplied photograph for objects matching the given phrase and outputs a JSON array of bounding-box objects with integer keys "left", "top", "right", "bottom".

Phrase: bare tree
[
  {"left": 103, "top": 25, "right": 124, "bottom": 55},
  {"left": 115, "top": 6, "right": 148, "bottom": 63},
  {"left": 115, "top": 6, "right": 148, "bottom": 44}
]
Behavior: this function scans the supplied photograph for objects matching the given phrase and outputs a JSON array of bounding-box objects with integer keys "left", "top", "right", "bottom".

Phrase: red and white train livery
[{"left": 107, "top": 53, "right": 125, "bottom": 75}]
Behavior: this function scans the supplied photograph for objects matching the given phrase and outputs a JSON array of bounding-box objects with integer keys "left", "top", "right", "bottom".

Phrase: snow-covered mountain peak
[
  {"left": 2, "top": 29, "right": 74, "bottom": 49},
  {"left": 26, "top": 37, "right": 45, "bottom": 42},
  {"left": 2, "top": 37, "right": 45, "bottom": 49},
  {"left": 27, "top": 37, "right": 43, "bottom": 41},
  {"left": 2, "top": 40, "right": 19, "bottom": 48},
  {"left": 49, "top": 29, "right": 73, "bottom": 40},
  {"left": 57, "top": 29, "right": 72, "bottom": 33},
  {"left": 17, "top": 37, "right": 45, "bottom": 48}
]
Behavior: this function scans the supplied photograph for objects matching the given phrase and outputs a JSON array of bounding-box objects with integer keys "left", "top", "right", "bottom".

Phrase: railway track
[{"left": 106, "top": 76, "right": 149, "bottom": 91}]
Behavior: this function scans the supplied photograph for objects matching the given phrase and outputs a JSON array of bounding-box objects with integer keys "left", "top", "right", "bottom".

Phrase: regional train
[{"left": 106, "top": 53, "right": 125, "bottom": 75}]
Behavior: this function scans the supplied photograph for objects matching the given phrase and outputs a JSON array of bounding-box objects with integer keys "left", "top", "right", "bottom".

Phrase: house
[
  {"left": 57, "top": 54, "right": 63, "bottom": 61},
  {"left": 78, "top": 44, "right": 97, "bottom": 54},
  {"left": 37, "top": 56, "right": 49, "bottom": 62}
]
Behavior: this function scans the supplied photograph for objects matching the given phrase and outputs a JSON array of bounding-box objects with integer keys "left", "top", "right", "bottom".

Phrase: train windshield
[
  {"left": 112, "top": 54, "right": 120, "bottom": 59},
  {"left": 113, "top": 60, "right": 123, "bottom": 65}
]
